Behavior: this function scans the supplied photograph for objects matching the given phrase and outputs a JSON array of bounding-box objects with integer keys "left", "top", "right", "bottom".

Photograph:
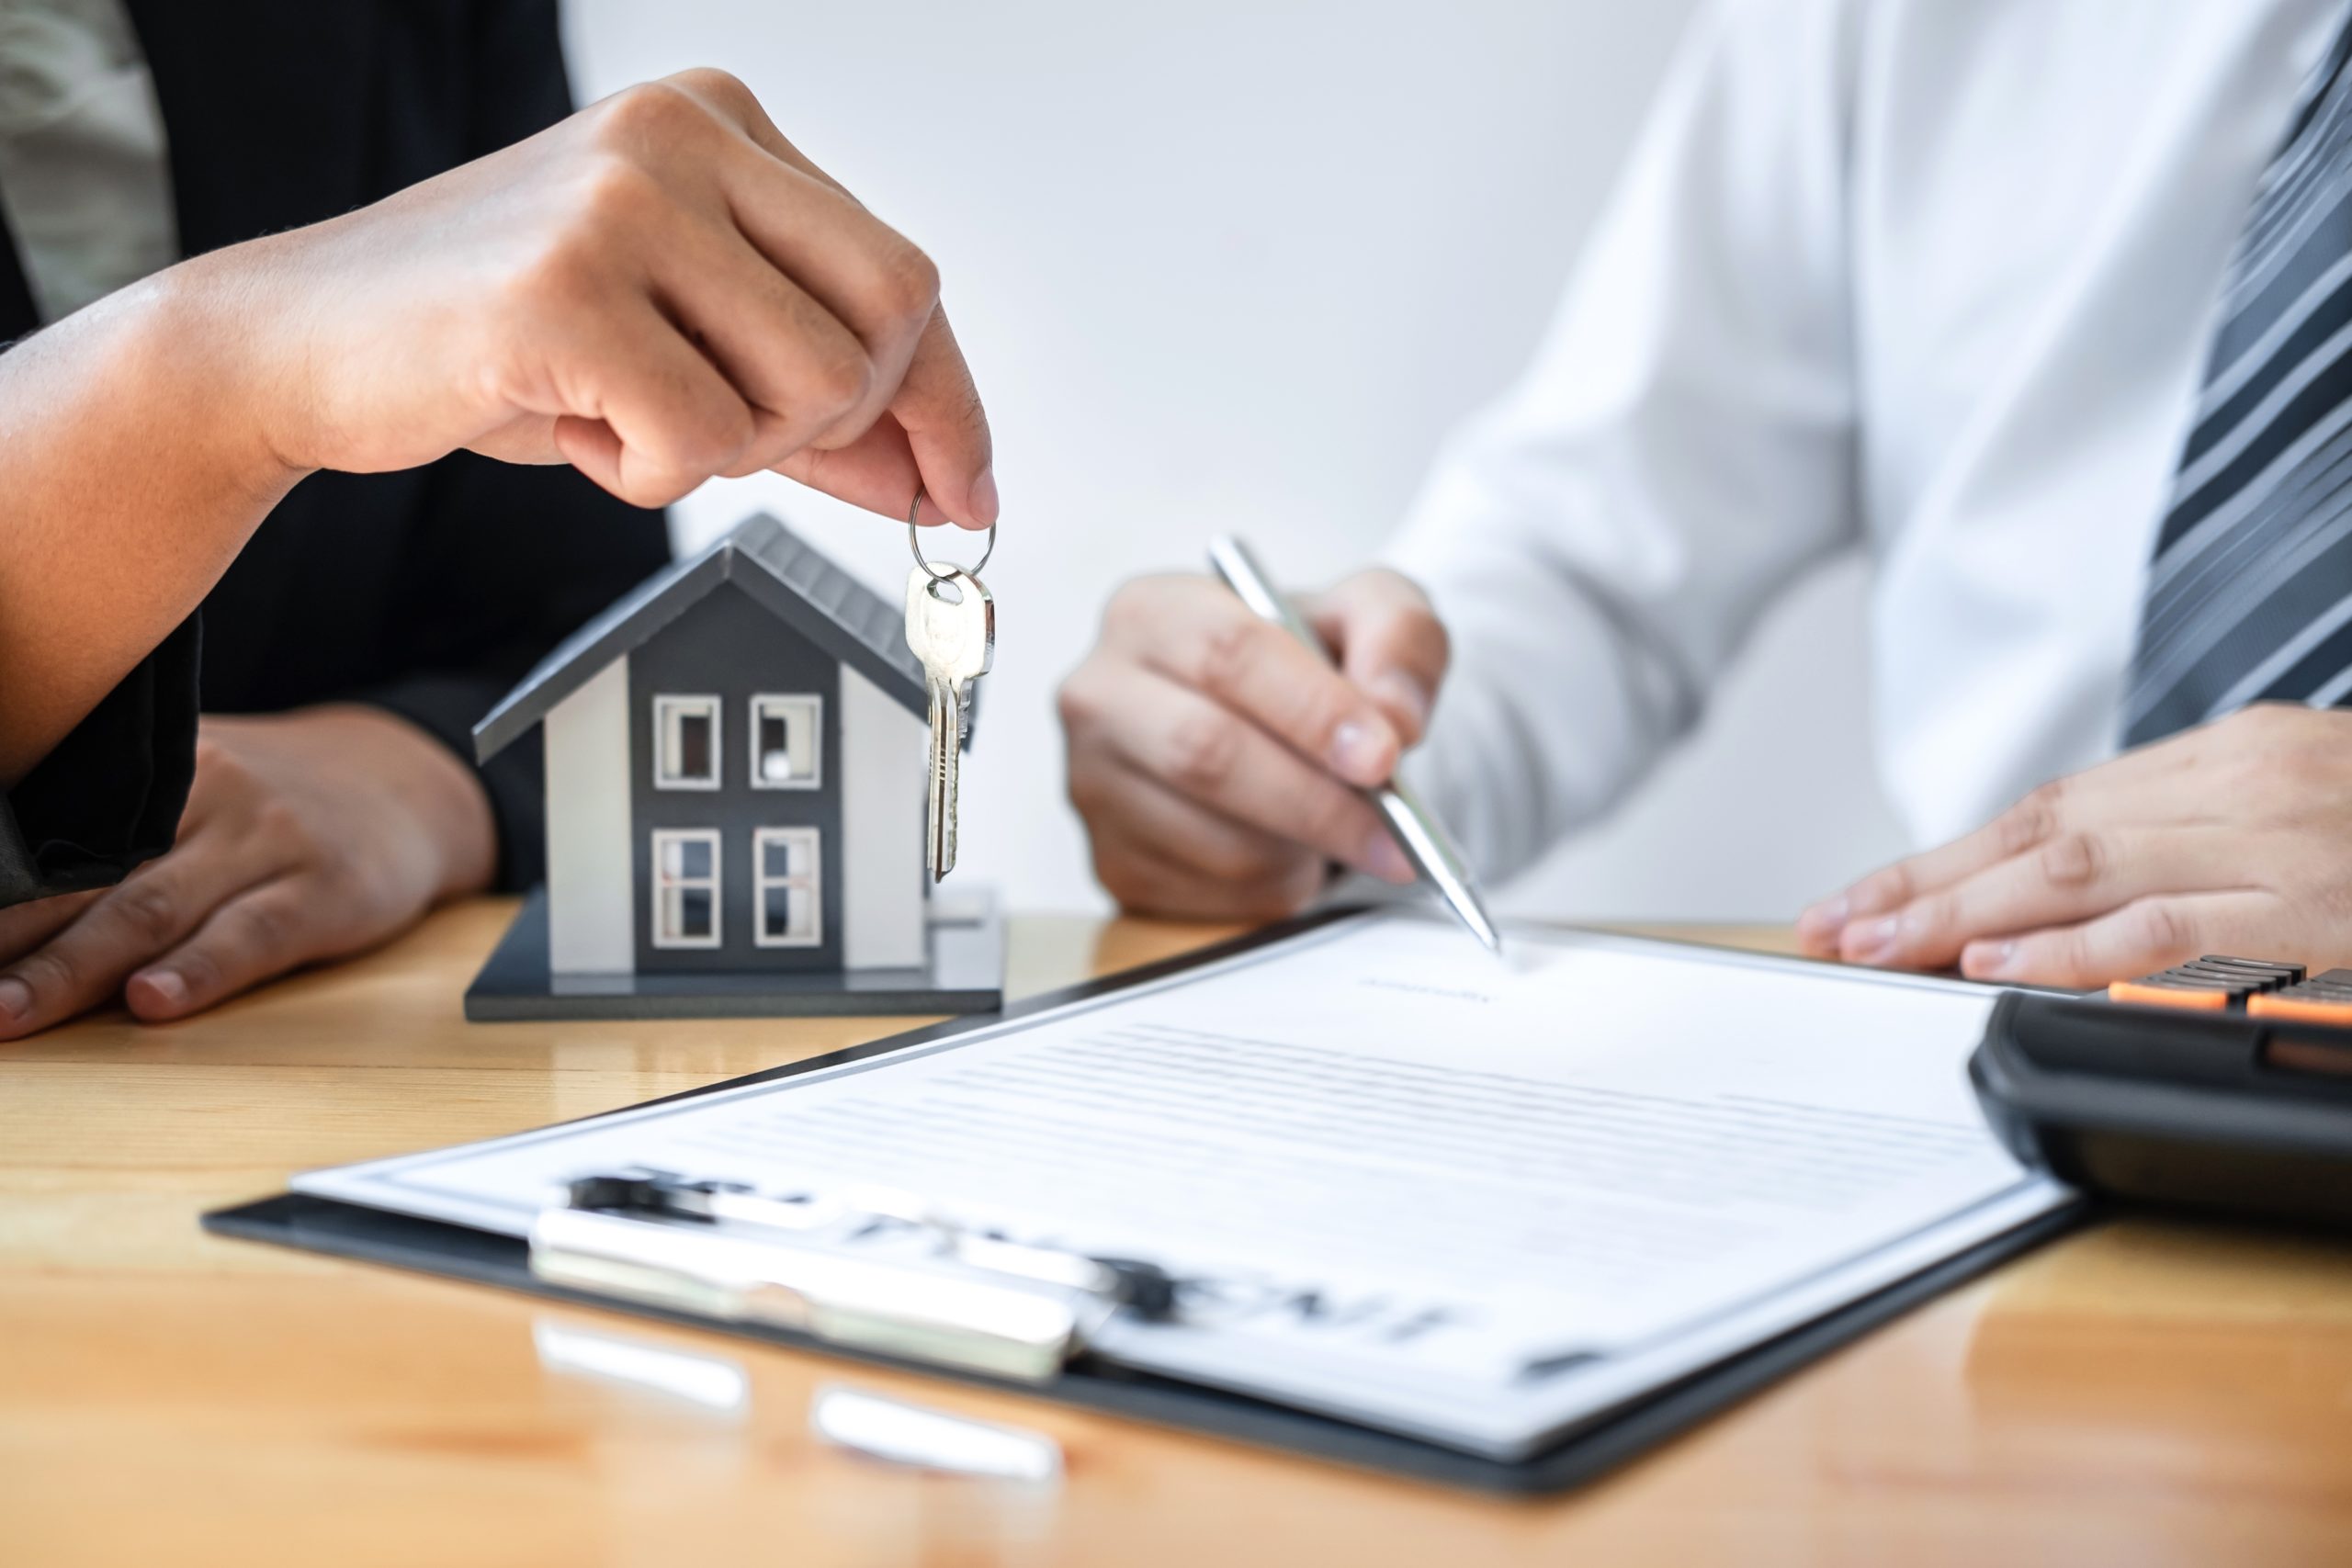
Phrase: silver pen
[{"left": 1207, "top": 536, "right": 1502, "bottom": 954}]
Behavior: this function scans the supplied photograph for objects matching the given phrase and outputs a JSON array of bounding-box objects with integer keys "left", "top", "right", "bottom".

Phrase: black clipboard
[{"left": 204, "top": 910, "right": 2084, "bottom": 1495}]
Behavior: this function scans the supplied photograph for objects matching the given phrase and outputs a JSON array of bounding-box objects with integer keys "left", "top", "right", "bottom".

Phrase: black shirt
[{"left": 0, "top": 1, "right": 670, "bottom": 908}]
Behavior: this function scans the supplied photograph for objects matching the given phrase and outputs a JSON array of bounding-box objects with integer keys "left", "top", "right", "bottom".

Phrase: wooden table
[{"left": 6, "top": 901, "right": 2352, "bottom": 1566}]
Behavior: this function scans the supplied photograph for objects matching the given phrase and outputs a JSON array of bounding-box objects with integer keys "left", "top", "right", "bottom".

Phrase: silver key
[{"left": 905, "top": 565, "right": 993, "bottom": 878}]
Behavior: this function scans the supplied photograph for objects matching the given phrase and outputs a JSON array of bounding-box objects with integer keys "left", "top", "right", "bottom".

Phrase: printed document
[{"left": 298, "top": 911, "right": 2073, "bottom": 1458}]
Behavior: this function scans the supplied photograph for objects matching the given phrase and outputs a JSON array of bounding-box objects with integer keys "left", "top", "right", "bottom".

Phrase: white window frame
[
  {"left": 748, "top": 694, "right": 824, "bottom": 791},
  {"left": 650, "top": 827, "right": 722, "bottom": 949},
  {"left": 651, "top": 694, "right": 721, "bottom": 791},
  {"left": 752, "top": 827, "right": 822, "bottom": 948}
]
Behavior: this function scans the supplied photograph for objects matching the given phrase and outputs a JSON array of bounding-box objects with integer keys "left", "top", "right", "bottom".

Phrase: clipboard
[{"left": 204, "top": 911, "right": 2082, "bottom": 1495}]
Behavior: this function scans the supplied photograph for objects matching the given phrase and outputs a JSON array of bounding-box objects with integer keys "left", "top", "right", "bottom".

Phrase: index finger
[
  {"left": 0, "top": 888, "right": 100, "bottom": 967},
  {"left": 1306, "top": 570, "right": 1449, "bottom": 747},
  {"left": 1123, "top": 580, "right": 1404, "bottom": 790},
  {"left": 887, "top": 309, "right": 996, "bottom": 527},
  {"left": 1803, "top": 724, "right": 2223, "bottom": 948},
  {"left": 1797, "top": 786, "right": 2069, "bottom": 955},
  {"left": 772, "top": 310, "right": 995, "bottom": 528},
  {"left": 0, "top": 825, "right": 285, "bottom": 1038}
]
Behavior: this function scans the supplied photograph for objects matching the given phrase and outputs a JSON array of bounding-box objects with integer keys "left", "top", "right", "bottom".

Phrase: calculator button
[
  {"left": 2183, "top": 955, "right": 2304, "bottom": 985},
  {"left": 2104, "top": 955, "right": 2315, "bottom": 1010},
  {"left": 2108, "top": 979, "right": 2238, "bottom": 1010},
  {"left": 2248, "top": 969, "right": 2352, "bottom": 1025},
  {"left": 2247, "top": 995, "right": 2352, "bottom": 1025}
]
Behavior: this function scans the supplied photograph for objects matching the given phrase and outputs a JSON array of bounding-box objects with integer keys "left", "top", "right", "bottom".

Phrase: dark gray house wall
[{"left": 628, "top": 583, "right": 843, "bottom": 973}]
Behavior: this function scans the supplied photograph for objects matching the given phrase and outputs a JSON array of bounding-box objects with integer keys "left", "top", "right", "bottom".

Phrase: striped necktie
[{"left": 2125, "top": 14, "right": 2352, "bottom": 745}]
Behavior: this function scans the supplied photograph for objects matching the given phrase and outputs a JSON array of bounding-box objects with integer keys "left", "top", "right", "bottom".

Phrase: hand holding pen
[{"left": 1057, "top": 543, "right": 1497, "bottom": 948}]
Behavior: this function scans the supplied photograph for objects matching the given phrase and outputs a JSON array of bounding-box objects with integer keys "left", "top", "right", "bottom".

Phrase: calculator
[{"left": 1969, "top": 957, "right": 2352, "bottom": 1225}]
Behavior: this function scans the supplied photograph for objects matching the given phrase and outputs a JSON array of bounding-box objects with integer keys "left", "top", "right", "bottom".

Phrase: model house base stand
[
  {"left": 460, "top": 512, "right": 1007, "bottom": 1022},
  {"left": 463, "top": 885, "right": 1004, "bottom": 1021}
]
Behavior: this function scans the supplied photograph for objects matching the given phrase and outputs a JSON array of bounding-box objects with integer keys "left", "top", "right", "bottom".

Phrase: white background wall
[{"left": 563, "top": 0, "right": 1913, "bottom": 921}]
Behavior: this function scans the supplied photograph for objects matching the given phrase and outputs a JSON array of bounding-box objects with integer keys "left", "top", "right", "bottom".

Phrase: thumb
[{"left": 1306, "top": 570, "right": 1450, "bottom": 748}]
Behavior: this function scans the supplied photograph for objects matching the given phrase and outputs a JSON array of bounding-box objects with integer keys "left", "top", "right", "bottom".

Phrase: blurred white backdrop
[{"left": 562, "top": 0, "right": 1911, "bottom": 919}]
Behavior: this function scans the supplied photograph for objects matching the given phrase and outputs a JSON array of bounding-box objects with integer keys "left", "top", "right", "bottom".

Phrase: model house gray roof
[{"left": 474, "top": 513, "right": 939, "bottom": 762}]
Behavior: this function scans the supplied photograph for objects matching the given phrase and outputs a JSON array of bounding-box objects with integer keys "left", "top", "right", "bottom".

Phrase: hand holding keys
[{"left": 905, "top": 493, "right": 995, "bottom": 879}]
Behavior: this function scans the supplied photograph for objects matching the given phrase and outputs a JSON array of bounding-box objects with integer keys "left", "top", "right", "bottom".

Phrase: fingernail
[
  {"left": 1967, "top": 941, "right": 2019, "bottom": 980},
  {"left": 1843, "top": 915, "right": 1901, "bottom": 964},
  {"left": 1797, "top": 894, "right": 1849, "bottom": 942},
  {"left": 1369, "top": 671, "right": 1431, "bottom": 734},
  {"left": 0, "top": 977, "right": 27, "bottom": 1023},
  {"left": 969, "top": 466, "right": 1000, "bottom": 525},
  {"left": 1328, "top": 720, "right": 1393, "bottom": 786},
  {"left": 136, "top": 969, "right": 187, "bottom": 1008},
  {"left": 1362, "top": 831, "right": 1414, "bottom": 884}
]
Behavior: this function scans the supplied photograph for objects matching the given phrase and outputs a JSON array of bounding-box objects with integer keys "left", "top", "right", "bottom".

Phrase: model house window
[
  {"left": 653, "top": 695, "right": 720, "bottom": 789},
  {"left": 650, "top": 828, "right": 721, "bottom": 947},
  {"left": 753, "top": 827, "right": 820, "bottom": 947},
  {"left": 750, "top": 694, "right": 822, "bottom": 788}
]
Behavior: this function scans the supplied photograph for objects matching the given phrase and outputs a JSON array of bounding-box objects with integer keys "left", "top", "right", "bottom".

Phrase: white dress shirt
[{"left": 1391, "top": 0, "right": 2347, "bottom": 882}]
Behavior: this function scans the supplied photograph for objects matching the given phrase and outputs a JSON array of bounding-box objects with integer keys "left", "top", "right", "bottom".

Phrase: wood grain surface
[{"left": 6, "top": 900, "right": 2352, "bottom": 1567}]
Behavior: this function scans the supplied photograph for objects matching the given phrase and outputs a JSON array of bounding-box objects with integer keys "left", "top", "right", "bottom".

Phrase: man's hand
[
  {"left": 1058, "top": 567, "right": 1448, "bottom": 919},
  {"left": 1796, "top": 704, "right": 2352, "bottom": 987},
  {"left": 0, "top": 707, "right": 494, "bottom": 1039},
  {"left": 210, "top": 67, "right": 995, "bottom": 522}
]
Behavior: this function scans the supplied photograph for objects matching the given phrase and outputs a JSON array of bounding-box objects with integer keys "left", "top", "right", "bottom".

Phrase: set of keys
[{"left": 902, "top": 491, "right": 994, "bottom": 880}]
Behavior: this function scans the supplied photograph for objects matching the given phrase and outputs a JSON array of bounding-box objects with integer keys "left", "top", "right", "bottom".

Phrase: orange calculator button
[
  {"left": 2107, "top": 980, "right": 2234, "bottom": 1010},
  {"left": 2248, "top": 969, "right": 2352, "bottom": 1024},
  {"left": 2247, "top": 994, "right": 2352, "bottom": 1024}
]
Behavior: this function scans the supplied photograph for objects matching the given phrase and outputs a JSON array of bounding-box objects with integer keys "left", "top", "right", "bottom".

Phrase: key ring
[{"left": 908, "top": 487, "right": 996, "bottom": 586}]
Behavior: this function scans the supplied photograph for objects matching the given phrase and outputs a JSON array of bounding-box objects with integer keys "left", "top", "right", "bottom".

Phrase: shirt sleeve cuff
[{"left": 0, "top": 615, "right": 202, "bottom": 907}]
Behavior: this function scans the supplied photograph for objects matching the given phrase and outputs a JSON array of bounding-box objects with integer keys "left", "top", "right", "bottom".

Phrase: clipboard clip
[{"left": 527, "top": 1171, "right": 1175, "bottom": 1383}]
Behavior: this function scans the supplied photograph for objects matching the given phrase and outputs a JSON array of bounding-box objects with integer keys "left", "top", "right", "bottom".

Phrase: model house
[{"left": 460, "top": 513, "right": 1002, "bottom": 1021}]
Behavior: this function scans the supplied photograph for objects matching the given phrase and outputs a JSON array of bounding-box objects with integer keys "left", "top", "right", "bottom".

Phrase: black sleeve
[
  {"left": 463, "top": 0, "right": 575, "bottom": 158},
  {"left": 0, "top": 615, "right": 202, "bottom": 908}
]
